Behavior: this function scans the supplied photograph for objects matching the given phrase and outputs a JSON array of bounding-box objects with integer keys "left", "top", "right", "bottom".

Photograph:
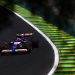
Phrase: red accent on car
[{"left": 16, "top": 38, "right": 22, "bottom": 40}]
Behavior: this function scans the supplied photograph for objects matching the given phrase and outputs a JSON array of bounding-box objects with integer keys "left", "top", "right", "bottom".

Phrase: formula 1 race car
[{"left": 0, "top": 33, "right": 38, "bottom": 55}]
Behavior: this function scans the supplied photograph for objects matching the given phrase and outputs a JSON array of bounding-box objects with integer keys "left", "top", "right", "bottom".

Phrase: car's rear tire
[
  {"left": 22, "top": 42, "right": 32, "bottom": 53},
  {"left": 31, "top": 38, "right": 39, "bottom": 48}
]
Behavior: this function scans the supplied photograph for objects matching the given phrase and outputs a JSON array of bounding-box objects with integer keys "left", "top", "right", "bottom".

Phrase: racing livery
[{"left": 0, "top": 33, "right": 38, "bottom": 55}]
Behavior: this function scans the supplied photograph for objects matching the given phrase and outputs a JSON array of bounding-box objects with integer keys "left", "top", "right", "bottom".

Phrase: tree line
[{"left": 0, "top": 0, "right": 75, "bottom": 23}]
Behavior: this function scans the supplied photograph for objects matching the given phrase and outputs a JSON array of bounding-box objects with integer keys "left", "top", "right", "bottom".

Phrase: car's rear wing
[{"left": 17, "top": 33, "right": 33, "bottom": 36}]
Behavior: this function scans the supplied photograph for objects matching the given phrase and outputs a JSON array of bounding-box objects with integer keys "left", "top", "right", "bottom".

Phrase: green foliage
[{"left": 0, "top": 0, "right": 6, "bottom": 5}]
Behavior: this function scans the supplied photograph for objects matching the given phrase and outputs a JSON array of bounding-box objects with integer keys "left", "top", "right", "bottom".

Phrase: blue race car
[{"left": 0, "top": 33, "right": 38, "bottom": 55}]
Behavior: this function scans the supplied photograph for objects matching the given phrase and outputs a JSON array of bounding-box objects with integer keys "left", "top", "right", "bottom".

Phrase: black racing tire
[
  {"left": 22, "top": 42, "right": 32, "bottom": 52},
  {"left": 31, "top": 37, "right": 39, "bottom": 48},
  {"left": 0, "top": 49, "right": 2, "bottom": 55},
  {"left": 9, "top": 42, "right": 13, "bottom": 48},
  {"left": 0, "top": 46, "right": 3, "bottom": 55}
]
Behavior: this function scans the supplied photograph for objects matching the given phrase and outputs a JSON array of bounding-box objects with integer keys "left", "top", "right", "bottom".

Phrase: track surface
[{"left": 0, "top": 6, "right": 56, "bottom": 75}]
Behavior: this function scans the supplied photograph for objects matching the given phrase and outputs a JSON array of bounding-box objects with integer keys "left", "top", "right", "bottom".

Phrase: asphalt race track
[{"left": 0, "top": 6, "right": 58, "bottom": 75}]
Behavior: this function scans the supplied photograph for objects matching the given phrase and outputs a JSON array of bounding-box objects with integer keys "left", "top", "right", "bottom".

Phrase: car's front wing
[
  {"left": 2, "top": 49, "right": 28, "bottom": 53},
  {"left": 0, "top": 49, "right": 28, "bottom": 55}
]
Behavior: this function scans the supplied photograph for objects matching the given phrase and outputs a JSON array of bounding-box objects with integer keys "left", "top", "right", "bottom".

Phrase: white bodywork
[{"left": 14, "top": 42, "right": 21, "bottom": 45}]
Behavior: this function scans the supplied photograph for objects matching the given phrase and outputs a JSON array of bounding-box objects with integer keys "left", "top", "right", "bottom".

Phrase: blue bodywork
[{"left": 11, "top": 38, "right": 29, "bottom": 52}]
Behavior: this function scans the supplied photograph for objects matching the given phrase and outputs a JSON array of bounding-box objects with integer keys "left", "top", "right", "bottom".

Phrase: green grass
[{"left": 15, "top": 5, "right": 75, "bottom": 75}]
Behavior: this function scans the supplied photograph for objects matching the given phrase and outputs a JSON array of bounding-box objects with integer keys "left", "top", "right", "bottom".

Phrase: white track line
[{"left": 14, "top": 12, "right": 59, "bottom": 75}]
